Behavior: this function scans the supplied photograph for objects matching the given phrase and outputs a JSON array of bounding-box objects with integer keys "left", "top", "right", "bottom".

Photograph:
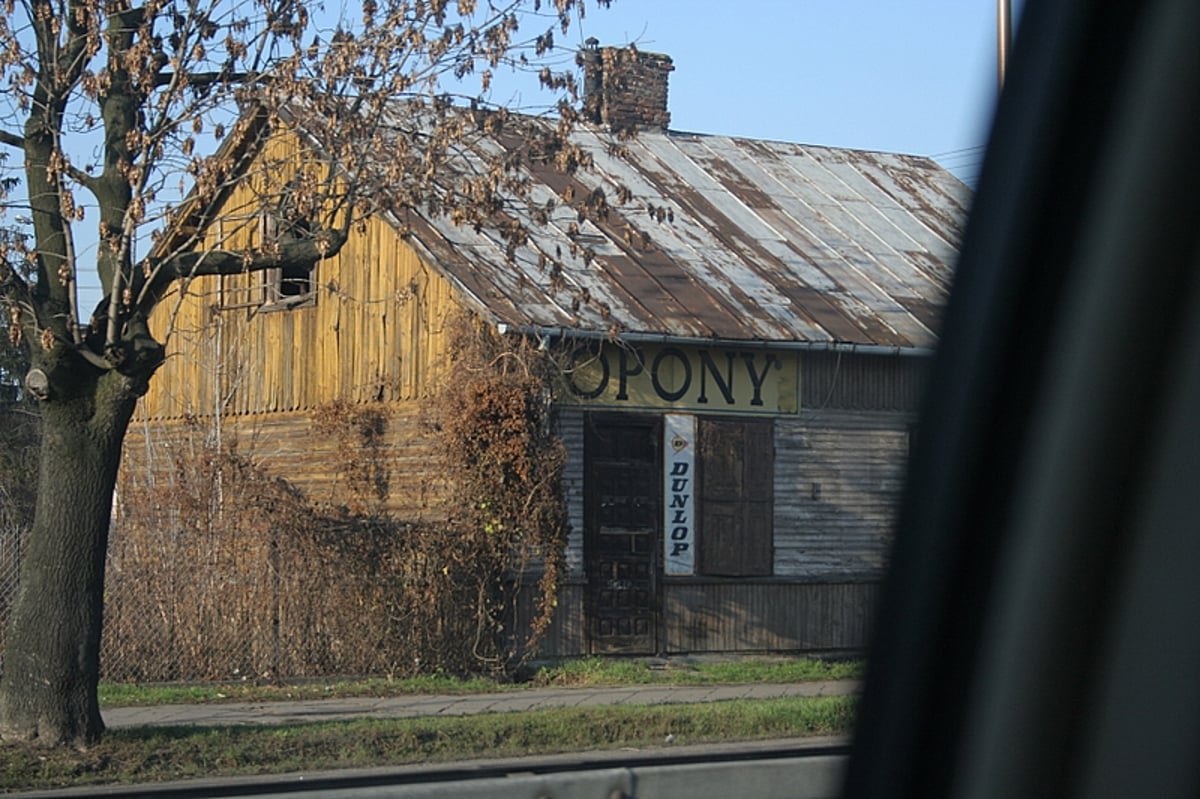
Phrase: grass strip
[
  {"left": 1, "top": 695, "right": 855, "bottom": 792},
  {"left": 98, "top": 657, "right": 863, "bottom": 708},
  {"left": 97, "top": 674, "right": 507, "bottom": 708},
  {"left": 531, "top": 656, "right": 862, "bottom": 687}
]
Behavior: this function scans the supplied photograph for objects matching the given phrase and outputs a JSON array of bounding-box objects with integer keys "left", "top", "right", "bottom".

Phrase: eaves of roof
[
  {"left": 277, "top": 101, "right": 970, "bottom": 352},
  {"left": 378, "top": 119, "right": 969, "bottom": 352}
]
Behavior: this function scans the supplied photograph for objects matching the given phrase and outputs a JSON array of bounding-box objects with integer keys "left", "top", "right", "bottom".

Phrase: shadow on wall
[{"left": 663, "top": 582, "right": 880, "bottom": 655}]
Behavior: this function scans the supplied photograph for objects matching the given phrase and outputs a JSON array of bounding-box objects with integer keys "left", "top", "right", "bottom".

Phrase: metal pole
[{"left": 998, "top": 0, "right": 1013, "bottom": 90}]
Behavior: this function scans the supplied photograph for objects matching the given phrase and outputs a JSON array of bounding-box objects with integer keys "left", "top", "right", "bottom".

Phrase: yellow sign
[{"left": 562, "top": 343, "right": 798, "bottom": 415}]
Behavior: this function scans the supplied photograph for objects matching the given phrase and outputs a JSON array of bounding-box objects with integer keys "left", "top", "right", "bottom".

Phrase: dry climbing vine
[
  {"left": 107, "top": 314, "right": 569, "bottom": 681},
  {"left": 434, "top": 314, "right": 568, "bottom": 671}
]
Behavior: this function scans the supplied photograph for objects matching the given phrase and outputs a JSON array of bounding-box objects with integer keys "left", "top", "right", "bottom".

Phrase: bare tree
[{"left": 0, "top": 0, "right": 607, "bottom": 746}]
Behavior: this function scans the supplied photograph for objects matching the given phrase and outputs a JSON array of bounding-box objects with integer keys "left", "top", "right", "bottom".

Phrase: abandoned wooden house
[{"left": 118, "top": 44, "right": 969, "bottom": 663}]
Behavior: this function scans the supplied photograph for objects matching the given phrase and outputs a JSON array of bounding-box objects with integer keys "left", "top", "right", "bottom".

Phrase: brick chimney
[{"left": 580, "top": 38, "right": 674, "bottom": 132}]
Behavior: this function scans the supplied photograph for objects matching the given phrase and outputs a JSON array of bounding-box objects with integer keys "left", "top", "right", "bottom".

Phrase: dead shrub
[
  {"left": 105, "top": 315, "right": 567, "bottom": 681},
  {"left": 436, "top": 318, "right": 567, "bottom": 672}
]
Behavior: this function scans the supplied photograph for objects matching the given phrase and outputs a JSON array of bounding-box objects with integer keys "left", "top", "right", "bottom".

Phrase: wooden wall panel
[
  {"left": 662, "top": 580, "right": 878, "bottom": 654},
  {"left": 122, "top": 404, "right": 451, "bottom": 522},
  {"left": 530, "top": 578, "right": 878, "bottom": 652},
  {"left": 137, "top": 132, "right": 460, "bottom": 423},
  {"left": 525, "top": 579, "right": 877, "bottom": 658},
  {"left": 514, "top": 581, "right": 587, "bottom": 659},
  {"left": 800, "top": 350, "right": 930, "bottom": 412},
  {"left": 773, "top": 411, "right": 912, "bottom": 578},
  {"left": 557, "top": 409, "right": 586, "bottom": 578}
]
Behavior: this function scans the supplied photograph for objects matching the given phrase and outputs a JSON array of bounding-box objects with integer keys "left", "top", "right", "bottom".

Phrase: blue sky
[{"left": 540, "top": 0, "right": 1016, "bottom": 184}]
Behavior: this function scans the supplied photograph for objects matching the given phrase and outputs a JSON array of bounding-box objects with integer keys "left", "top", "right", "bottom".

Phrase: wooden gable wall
[
  {"left": 124, "top": 130, "right": 464, "bottom": 521},
  {"left": 137, "top": 131, "right": 461, "bottom": 422}
]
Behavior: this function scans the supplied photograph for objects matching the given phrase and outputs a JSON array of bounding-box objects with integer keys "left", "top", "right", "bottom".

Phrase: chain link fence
[
  {"left": 1, "top": 524, "right": 490, "bottom": 683},
  {"left": 0, "top": 403, "right": 37, "bottom": 673},
  {"left": 101, "top": 515, "right": 469, "bottom": 683},
  {"left": 0, "top": 510, "right": 29, "bottom": 661},
  {"left": 0, "top": 352, "right": 561, "bottom": 683},
  {"left": 2, "top": 448, "right": 544, "bottom": 684},
  {"left": 99, "top": 440, "right": 510, "bottom": 683},
  {"left": 0, "top": 498, "right": 515, "bottom": 683}
]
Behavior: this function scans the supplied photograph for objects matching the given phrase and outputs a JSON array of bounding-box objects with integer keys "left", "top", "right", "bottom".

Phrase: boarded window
[
  {"left": 278, "top": 262, "right": 313, "bottom": 297},
  {"left": 261, "top": 263, "right": 315, "bottom": 306},
  {"left": 257, "top": 192, "right": 316, "bottom": 308},
  {"left": 698, "top": 418, "right": 774, "bottom": 576}
]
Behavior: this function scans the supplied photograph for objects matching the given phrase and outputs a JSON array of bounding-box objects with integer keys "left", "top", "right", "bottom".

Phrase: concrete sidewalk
[{"left": 103, "top": 680, "right": 859, "bottom": 729}]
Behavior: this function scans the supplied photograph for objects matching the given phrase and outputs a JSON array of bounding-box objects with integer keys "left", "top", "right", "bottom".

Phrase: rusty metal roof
[{"left": 387, "top": 120, "right": 969, "bottom": 351}]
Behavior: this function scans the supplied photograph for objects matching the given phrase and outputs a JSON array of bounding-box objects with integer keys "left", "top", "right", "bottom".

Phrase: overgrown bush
[
  {"left": 109, "top": 433, "right": 484, "bottom": 681},
  {"left": 106, "top": 315, "right": 567, "bottom": 682},
  {"left": 436, "top": 318, "right": 568, "bottom": 672}
]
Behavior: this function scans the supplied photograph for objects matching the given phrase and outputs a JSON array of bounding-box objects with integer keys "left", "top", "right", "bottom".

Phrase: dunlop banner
[
  {"left": 663, "top": 414, "right": 696, "bottom": 575},
  {"left": 562, "top": 342, "right": 799, "bottom": 415}
]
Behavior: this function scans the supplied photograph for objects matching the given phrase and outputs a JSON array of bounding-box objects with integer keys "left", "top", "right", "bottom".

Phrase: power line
[{"left": 930, "top": 144, "right": 987, "bottom": 159}]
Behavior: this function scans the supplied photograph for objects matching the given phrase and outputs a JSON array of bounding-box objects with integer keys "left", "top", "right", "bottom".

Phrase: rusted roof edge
[
  {"left": 496, "top": 322, "right": 935, "bottom": 357},
  {"left": 379, "top": 208, "right": 506, "bottom": 326}
]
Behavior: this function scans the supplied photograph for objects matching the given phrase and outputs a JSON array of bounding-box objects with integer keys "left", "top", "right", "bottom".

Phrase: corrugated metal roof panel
[{"left": 369, "top": 116, "right": 968, "bottom": 350}]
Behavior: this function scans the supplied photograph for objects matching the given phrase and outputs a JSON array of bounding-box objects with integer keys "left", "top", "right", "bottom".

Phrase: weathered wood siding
[
  {"left": 525, "top": 580, "right": 877, "bottom": 657},
  {"left": 557, "top": 409, "right": 586, "bottom": 577},
  {"left": 123, "top": 404, "right": 449, "bottom": 521},
  {"left": 800, "top": 351, "right": 929, "bottom": 412},
  {"left": 662, "top": 581, "right": 878, "bottom": 653},
  {"left": 516, "top": 581, "right": 587, "bottom": 658},
  {"left": 773, "top": 411, "right": 911, "bottom": 578},
  {"left": 139, "top": 133, "right": 458, "bottom": 422}
]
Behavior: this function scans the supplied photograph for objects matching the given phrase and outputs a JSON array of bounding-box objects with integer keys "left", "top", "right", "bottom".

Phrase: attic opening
[
  {"left": 255, "top": 176, "right": 317, "bottom": 309},
  {"left": 274, "top": 262, "right": 313, "bottom": 299}
]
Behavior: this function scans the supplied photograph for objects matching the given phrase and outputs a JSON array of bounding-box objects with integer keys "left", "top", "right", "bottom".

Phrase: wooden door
[
  {"left": 697, "top": 418, "right": 774, "bottom": 576},
  {"left": 584, "top": 415, "right": 660, "bottom": 654}
]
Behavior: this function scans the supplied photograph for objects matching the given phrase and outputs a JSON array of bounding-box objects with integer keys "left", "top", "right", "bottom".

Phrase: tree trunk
[{"left": 0, "top": 371, "right": 137, "bottom": 746}]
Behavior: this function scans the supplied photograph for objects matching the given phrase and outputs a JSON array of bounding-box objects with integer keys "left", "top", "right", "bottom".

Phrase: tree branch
[
  {"left": 137, "top": 229, "right": 349, "bottom": 310},
  {"left": 154, "top": 71, "right": 250, "bottom": 88},
  {"left": 62, "top": 162, "right": 97, "bottom": 194},
  {"left": 0, "top": 260, "right": 33, "bottom": 307},
  {"left": 0, "top": 130, "right": 23, "bottom": 150}
]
